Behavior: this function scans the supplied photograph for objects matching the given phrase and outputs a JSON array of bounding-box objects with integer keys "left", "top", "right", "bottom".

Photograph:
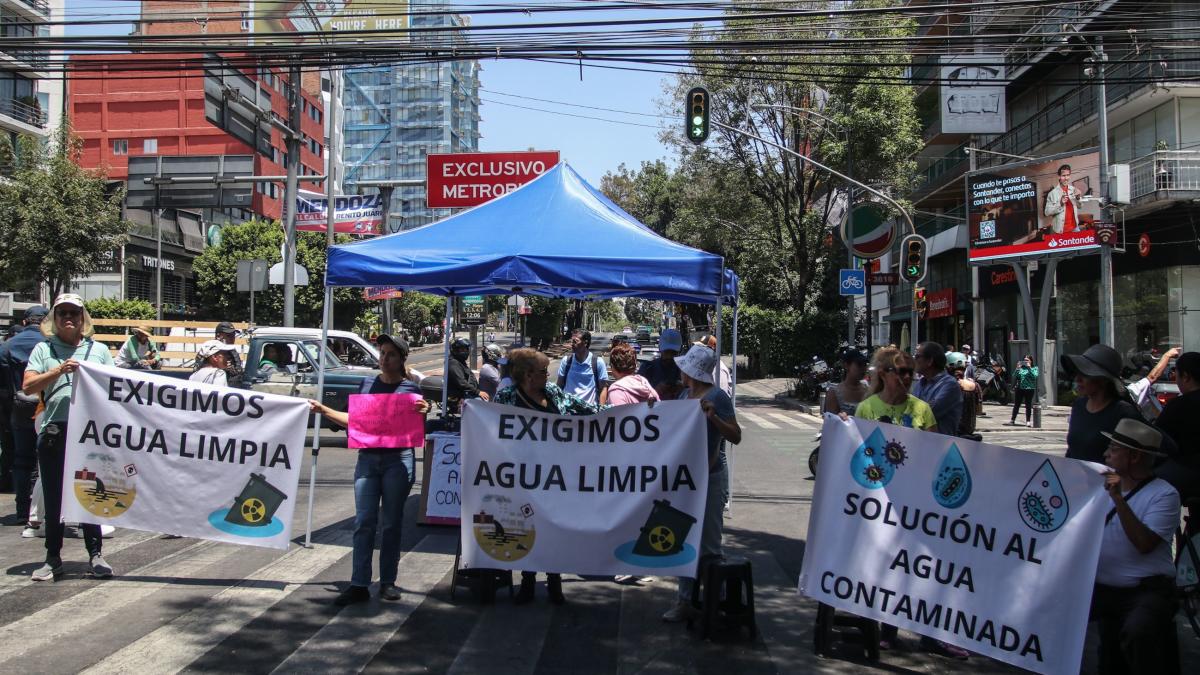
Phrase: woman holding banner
[
  {"left": 21, "top": 294, "right": 117, "bottom": 582},
  {"left": 851, "top": 347, "right": 969, "bottom": 658},
  {"left": 495, "top": 348, "right": 598, "bottom": 604},
  {"left": 309, "top": 334, "right": 429, "bottom": 606},
  {"left": 661, "top": 344, "right": 741, "bottom": 623}
]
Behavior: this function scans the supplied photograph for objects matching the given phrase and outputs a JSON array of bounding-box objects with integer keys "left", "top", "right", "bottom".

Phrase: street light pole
[{"left": 1093, "top": 39, "right": 1115, "bottom": 347}]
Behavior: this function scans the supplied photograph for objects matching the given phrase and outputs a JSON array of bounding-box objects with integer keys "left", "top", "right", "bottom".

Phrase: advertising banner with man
[
  {"left": 800, "top": 416, "right": 1108, "bottom": 675},
  {"left": 61, "top": 363, "right": 309, "bottom": 550},
  {"left": 460, "top": 400, "right": 708, "bottom": 577},
  {"left": 966, "top": 150, "right": 1104, "bottom": 262}
]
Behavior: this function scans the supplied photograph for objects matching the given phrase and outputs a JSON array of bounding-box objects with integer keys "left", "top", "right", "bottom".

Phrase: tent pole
[
  {"left": 732, "top": 302, "right": 739, "bottom": 406},
  {"left": 442, "top": 294, "right": 453, "bottom": 419},
  {"left": 304, "top": 285, "right": 333, "bottom": 548}
]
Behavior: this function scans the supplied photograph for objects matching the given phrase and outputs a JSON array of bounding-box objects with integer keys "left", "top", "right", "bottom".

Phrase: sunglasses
[
  {"left": 55, "top": 308, "right": 82, "bottom": 318},
  {"left": 885, "top": 366, "right": 915, "bottom": 377}
]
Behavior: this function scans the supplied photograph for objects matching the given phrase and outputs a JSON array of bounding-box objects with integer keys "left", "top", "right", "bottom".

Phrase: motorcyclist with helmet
[
  {"left": 447, "top": 337, "right": 486, "bottom": 413},
  {"left": 478, "top": 343, "right": 504, "bottom": 399}
]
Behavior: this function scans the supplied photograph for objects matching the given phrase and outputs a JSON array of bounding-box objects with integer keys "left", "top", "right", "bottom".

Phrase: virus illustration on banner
[
  {"left": 473, "top": 494, "right": 536, "bottom": 563},
  {"left": 932, "top": 444, "right": 972, "bottom": 509},
  {"left": 72, "top": 452, "right": 136, "bottom": 518},
  {"left": 850, "top": 427, "right": 902, "bottom": 489},
  {"left": 1018, "top": 459, "right": 1070, "bottom": 533}
]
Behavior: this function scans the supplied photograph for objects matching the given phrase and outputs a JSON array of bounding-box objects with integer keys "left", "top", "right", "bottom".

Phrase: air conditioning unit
[{"left": 1109, "top": 164, "right": 1131, "bottom": 204}]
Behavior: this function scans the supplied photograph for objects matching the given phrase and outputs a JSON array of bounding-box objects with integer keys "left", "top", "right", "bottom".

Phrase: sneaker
[
  {"left": 100, "top": 525, "right": 116, "bottom": 538},
  {"left": 1026, "top": 421, "right": 1033, "bottom": 428},
  {"left": 90, "top": 555, "right": 113, "bottom": 578},
  {"left": 380, "top": 584, "right": 401, "bottom": 601},
  {"left": 21, "top": 525, "right": 39, "bottom": 538},
  {"left": 32, "top": 560, "right": 62, "bottom": 582},
  {"left": 334, "top": 585, "right": 370, "bottom": 606},
  {"left": 661, "top": 601, "right": 694, "bottom": 623}
]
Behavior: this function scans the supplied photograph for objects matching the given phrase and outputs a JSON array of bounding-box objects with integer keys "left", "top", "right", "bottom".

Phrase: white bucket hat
[
  {"left": 675, "top": 344, "right": 716, "bottom": 384},
  {"left": 198, "top": 339, "right": 237, "bottom": 359}
]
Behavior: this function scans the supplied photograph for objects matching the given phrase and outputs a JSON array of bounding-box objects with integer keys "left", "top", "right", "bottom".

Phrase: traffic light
[
  {"left": 914, "top": 286, "right": 929, "bottom": 318},
  {"left": 686, "top": 87, "right": 709, "bottom": 144},
  {"left": 900, "top": 234, "right": 927, "bottom": 283}
]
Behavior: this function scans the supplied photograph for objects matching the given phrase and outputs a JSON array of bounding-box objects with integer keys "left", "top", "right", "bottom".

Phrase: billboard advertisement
[
  {"left": 252, "top": 1, "right": 409, "bottom": 40},
  {"left": 966, "top": 150, "right": 1104, "bottom": 263},
  {"left": 426, "top": 151, "right": 561, "bottom": 208},
  {"left": 295, "top": 191, "right": 384, "bottom": 235},
  {"left": 940, "top": 56, "right": 1006, "bottom": 134}
]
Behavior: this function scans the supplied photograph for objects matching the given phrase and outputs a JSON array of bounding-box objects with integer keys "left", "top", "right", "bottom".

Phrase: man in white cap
[
  {"left": 190, "top": 340, "right": 239, "bottom": 386},
  {"left": 639, "top": 328, "right": 684, "bottom": 401},
  {"left": 1092, "top": 418, "right": 1181, "bottom": 673}
]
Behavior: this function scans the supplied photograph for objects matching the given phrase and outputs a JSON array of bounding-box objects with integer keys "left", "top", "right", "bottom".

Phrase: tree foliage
[
  {"left": 85, "top": 298, "right": 155, "bottom": 321},
  {"left": 192, "top": 219, "right": 369, "bottom": 328},
  {"left": 0, "top": 123, "right": 130, "bottom": 298}
]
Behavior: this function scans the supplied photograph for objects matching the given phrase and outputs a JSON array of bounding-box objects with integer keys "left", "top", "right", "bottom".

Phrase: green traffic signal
[
  {"left": 900, "top": 234, "right": 927, "bottom": 283},
  {"left": 686, "top": 87, "right": 709, "bottom": 145}
]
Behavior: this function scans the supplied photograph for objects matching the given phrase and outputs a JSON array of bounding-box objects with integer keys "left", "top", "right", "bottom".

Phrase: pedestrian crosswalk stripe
[
  {"left": 739, "top": 411, "right": 780, "bottom": 429},
  {"left": 0, "top": 528, "right": 159, "bottom": 600},
  {"left": 82, "top": 530, "right": 354, "bottom": 675},
  {"left": 0, "top": 540, "right": 232, "bottom": 665},
  {"left": 270, "top": 535, "right": 457, "bottom": 674},
  {"left": 766, "top": 412, "right": 818, "bottom": 430}
]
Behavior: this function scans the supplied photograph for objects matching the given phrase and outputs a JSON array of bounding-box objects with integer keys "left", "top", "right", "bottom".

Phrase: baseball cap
[
  {"left": 215, "top": 321, "right": 238, "bottom": 335},
  {"left": 197, "top": 339, "right": 237, "bottom": 359},
  {"left": 376, "top": 334, "right": 410, "bottom": 359},
  {"left": 659, "top": 328, "right": 683, "bottom": 352},
  {"left": 52, "top": 293, "right": 85, "bottom": 310},
  {"left": 23, "top": 305, "right": 48, "bottom": 321}
]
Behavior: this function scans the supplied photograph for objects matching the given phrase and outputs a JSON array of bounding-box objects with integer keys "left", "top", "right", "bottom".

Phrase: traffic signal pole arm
[{"left": 710, "top": 119, "right": 916, "bottom": 237}]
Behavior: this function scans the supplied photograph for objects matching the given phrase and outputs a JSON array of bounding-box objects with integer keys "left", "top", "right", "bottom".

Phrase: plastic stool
[
  {"left": 687, "top": 555, "right": 757, "bottom": 640},
  {"left": 813, "top": 603, "right": 880, "bottom": 661},
  {"left": 450, "top": 538, "right": 513, "bottom": 604}
]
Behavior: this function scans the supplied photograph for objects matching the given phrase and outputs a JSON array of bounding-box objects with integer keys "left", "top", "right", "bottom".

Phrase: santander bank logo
[
  {"left": 1048, "top": 239, "right": 1058, "bottom": 248},
  {"left": 1046, "top": 232, "right": 1097, "bottom": 249}
]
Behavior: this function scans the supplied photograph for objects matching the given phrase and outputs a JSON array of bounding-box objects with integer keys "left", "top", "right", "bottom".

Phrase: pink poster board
[{"left": 348, "top": 393, "right": 425, "bottom": 449}]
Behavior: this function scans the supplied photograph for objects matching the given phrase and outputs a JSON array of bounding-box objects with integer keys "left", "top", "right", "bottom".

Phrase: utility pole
[
  {"left": 282, "top": 65, "right": 302, "bottom": 327},
  {"left": 1093, "top": 37, "right": 1115, "bottom": 347}
]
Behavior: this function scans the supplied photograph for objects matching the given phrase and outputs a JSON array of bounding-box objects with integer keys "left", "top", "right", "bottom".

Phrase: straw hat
[{"left": 1101, "top": 418, "right": 1167, "bottom": 458}]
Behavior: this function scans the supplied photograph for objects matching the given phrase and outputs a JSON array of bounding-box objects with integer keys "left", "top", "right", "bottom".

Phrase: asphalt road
[{"left": 0, "top": 376, "right": 1196, "bottom": 674}]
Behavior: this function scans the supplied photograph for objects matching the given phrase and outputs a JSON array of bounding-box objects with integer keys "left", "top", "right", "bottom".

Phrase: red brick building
[{"left": 71, "top": 52, "right": 325, "bottom": 221}]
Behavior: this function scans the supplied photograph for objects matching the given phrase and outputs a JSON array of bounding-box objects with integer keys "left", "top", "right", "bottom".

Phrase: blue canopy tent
[{"left": 302, "top": 162, "right": 740, "bottom": 543}]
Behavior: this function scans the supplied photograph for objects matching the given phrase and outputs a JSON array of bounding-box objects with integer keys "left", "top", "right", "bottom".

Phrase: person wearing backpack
[
  {"left": 0, "top": 305, "right": 48, "bottom": 529},
  {"left": 555, "top": 329, "right": 608, "bottom": 408},
  {"left": 21, "top": 294, "right": 116, "bottom": 582}
]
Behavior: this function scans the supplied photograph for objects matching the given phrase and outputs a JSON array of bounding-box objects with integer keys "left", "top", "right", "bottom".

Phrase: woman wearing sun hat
[
  {"left": 114, "top": 324, "right": 160, "bottom": 370},
  {"left": 1062, "top": 344, "right": 1141, "bottom": 464},
  {"left": 661, "top": 344, "right": 741, "bottom": 623}
]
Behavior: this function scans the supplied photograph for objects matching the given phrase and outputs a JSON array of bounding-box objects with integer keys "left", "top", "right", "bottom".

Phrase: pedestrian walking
[
  {"left": 495, "top": 348, "right": 598, "bottom": 604},
  {"left": 661, "top": 344, "right": 740, "bottom": 623},
  {"left": 309, "top": 335, "right": 429, "bottom": 605},
  {"left": 1009, "top": 355, "right": 1038, "bottom": 427},
  {"left": 21, "top": 294, "right": 116, "bottom": 581}
]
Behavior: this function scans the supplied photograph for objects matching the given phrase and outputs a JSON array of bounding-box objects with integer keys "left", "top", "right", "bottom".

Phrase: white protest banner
[
  {"left": 62, "top": 362, "right": 308, "bottom": 550},
  {"left": 460, "top": 400, "right": 708, "bottom": 577},
  {"left": 420, "top": 432, "right": 462, "bottom": 525},
  {"left": 800, "top": 416, "right": 1108, "bottom": 674}
]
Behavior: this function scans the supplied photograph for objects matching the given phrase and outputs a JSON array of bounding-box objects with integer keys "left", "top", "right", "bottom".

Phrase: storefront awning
[{"left": 883, "top": 311, "right": 912, "bottom": 322}]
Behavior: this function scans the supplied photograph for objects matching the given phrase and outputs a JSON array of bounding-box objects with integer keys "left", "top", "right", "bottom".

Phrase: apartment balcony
[
  {"left": 1001, "top": 0, "right": 1114, "bottom": 80},
  {"left": 911, "top": 141, "right": 970, "bottom": 200},
  {"left": 0, "top": 97, "right": 47, "bottom": 131},
  {"left": 1128, "top": 150, "right": 1200, "bottom": 210},
  {"left": 1, "top": 0, "right": 50, "bottom": 19}
]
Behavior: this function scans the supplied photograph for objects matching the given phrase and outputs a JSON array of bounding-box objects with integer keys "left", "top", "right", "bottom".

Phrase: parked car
[{"left": 164, "top": 326, "right": 381, "bottom": 371}]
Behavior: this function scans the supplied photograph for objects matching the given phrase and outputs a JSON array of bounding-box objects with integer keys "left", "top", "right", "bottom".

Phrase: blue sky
[{"left": 64, "top": 1, "right": 690, "bottom": 184}]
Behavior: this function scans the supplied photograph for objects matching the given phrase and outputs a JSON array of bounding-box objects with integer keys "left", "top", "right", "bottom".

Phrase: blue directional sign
[{"left": 839, "top": 269, "right": 867, "bottom": 296}]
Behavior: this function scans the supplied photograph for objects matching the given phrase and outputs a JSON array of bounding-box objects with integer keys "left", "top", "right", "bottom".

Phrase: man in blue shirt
[
  {"left": 912, "top": 342, "right": 963, "bottom": 437},
  {"left": 0, "top": 305, "right": 48, "bottom": 527},
  {"left": 555, "top": 329, "right": 607, "bottom": 407}
]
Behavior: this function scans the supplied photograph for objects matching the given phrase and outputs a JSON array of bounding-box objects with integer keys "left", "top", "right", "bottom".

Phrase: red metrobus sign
[{"left": 427, "top": 151, "right": 560, "bottom": 208}]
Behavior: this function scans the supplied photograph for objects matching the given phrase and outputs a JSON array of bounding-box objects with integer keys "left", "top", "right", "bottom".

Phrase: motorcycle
[
  {"left": 974, "top": 358, "right": 1010, "bottom": 405},
  {"left": 795, "top": 356, "right": 832, "bottom": 402}
]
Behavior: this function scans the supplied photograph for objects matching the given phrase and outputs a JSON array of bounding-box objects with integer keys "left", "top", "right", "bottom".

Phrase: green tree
[
  {"left": 0, "top": 123, "right": 129, "bottom": 297},
  {"left": 192, "top": 219, "right": 369, "bottom": 327},
  {"left": 394, "top": 291, "right": 445, "bottom": 336},
  {"left": 85, "top": 298, "right": 155, "bottom": 320}
]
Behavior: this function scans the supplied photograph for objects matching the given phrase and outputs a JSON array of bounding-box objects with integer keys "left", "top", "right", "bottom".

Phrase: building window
[
  {"left": 113, "top": 139, "right": 128, "bottom": 155},
  {"left": 143, "top": 138, "right": 157, "bottom": 154},
  {"left": 126, "top": 269, "right": 153, "bottom": 301}
]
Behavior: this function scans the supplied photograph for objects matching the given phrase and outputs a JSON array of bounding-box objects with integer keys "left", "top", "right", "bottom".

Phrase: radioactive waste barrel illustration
[
  {"left": 633, "top": 499, "right": 696, "bottom": 557},
  {"left": 225, "top": 473, "right": 287, "bottom": 527}
]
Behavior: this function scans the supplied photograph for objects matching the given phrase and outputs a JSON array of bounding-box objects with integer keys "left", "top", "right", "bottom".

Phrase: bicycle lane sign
[{"left": 838, "top": 269, "right": 866, "bottom": 296}]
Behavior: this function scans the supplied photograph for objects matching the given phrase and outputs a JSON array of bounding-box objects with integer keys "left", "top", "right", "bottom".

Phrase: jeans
[
  {"left": 10, "top": 407, "right": 38, "bottom": 521},
  {"left": 1012, "top": 388, "right": 1035, "bottom": 422},
  {"left": 1091, "top": 579, "right": 1180, "bottom": 675},
  {"left": 678, "top": 467, "right": 726, "bottom": 601},
  {"left": 38, "top": 421, "right": 102, "bottom": 562},
  {"left": 351, "top": 450, "right": 415, "bottom": 588}
]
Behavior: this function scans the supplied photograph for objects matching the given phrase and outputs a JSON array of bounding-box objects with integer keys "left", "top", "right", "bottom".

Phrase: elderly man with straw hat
[
  {"left": 115, "top": 325, "right": 160, "bottom": 370},
  {"left": 1092, "top": 418, "right": 1181, "bottom": 674}
]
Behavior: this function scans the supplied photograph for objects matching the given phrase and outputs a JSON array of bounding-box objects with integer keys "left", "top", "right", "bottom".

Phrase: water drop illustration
[
  {"left": 932, "top": 443, "right": 972, "bottom": 509},
  {"left": 850, "top": 427, "right": 895, "bottom": 489},
  {"left": 1018, "top": 459, "right": 1070, "bottom": 532}
]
